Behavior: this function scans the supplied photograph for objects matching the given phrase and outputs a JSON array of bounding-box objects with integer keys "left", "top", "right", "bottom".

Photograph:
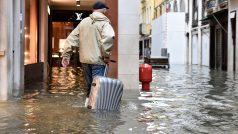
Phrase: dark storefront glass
[{"left": 51, "top": 22, "right": 75, "bottom": 67}]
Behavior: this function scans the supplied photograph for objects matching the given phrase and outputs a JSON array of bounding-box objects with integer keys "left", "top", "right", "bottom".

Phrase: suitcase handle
[
  {"left": 104, "top": 64, "right": 108, "bottom": 77},
  {"left": 103, "top": 60, "right": 116, "bottom": 77}
]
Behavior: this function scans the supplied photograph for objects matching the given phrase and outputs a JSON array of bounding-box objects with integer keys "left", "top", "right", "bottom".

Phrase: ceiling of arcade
[{"left": 49, "top": 0, "right": 105, "bottom": 10}]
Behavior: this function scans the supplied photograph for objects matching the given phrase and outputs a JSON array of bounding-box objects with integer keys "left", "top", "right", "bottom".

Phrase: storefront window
[{"left": 24, "top": 0, "right": 38, "bottom": 65}]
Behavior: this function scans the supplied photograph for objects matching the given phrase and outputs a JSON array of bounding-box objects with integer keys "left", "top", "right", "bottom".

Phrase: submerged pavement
[{"left": 0, "top": 65, "right": 238, "bottom": 134}]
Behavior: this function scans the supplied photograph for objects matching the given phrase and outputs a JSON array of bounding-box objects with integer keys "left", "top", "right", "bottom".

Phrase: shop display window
[{"left": 24, "top": 0, "right": 38, "bottom": 65}]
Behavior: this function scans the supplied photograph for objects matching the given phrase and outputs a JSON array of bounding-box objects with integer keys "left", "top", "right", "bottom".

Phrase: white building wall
[
  {"left": 230, "top": 0, "right": 238, "bottom": 9},
  {"left": 151, "top": 15, "right": 167, "bottom": 57},
  {"left": 151, "top": 13, "right": 186, "bottom": 65},
  {"left": 188, "top": 0, "right": 210, "bottom": 67},
  {"left": 167, "top": 13, "right": 186, "bottom": 64},
  {"left": 118, "top": 0, "right": 139, "bottom": 89}
]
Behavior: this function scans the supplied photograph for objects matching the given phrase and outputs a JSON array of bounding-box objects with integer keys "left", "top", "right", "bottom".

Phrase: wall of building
[
  {"left": 151, "top": 17, "right": 166, "bottom": 57},
  {"left": 0, "top": 0, "right": 12, "bottom": 100},
  {"left": 151, "top": 12, "right": 186, "bottom": 64},
  {"left": 228, "top": 0, "right": 238, "bottom": 71},
  {"left": 105, "top": 0, "right": 118, "bottom": 78},
  {"left": 167, "top": 13, "right": 186, "bottom": 64},
  {"left": 230, "top": 0, "right": 238, "bottom": 10},
  {"left": 141, "top": 0, "right": 154, "bottom": 24},
  {"left": 154, "top": 0, "right": 163, "bottom": 18},
  {"left": 192, "top": 32, "right": 199, "bottom": 64},
  {"left": 118, "top": 0, "right": 139, "bottom": 89},
  {"left": 140, "top": 0, "right": 155, "bottom": 60},
  {"left": 188, "top": 0, "right": 210, "bottom": 67}
]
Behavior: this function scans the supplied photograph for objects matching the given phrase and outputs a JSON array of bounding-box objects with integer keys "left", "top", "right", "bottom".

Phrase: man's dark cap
[{"left": 93, "top": 1, "right": 109, "bottom": 9}]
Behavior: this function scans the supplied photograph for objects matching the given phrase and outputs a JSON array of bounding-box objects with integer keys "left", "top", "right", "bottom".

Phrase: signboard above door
[{"left": 51, "top": 10, "right": 91, "bottom": 22}]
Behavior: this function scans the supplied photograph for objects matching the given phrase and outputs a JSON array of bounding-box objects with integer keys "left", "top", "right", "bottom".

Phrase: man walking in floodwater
[{"left": 61, "top": 1, "right": 115, "bottom": 107}]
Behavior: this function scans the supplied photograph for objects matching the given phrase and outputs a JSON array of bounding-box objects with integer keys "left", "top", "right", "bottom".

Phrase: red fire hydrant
[{"left": 139, "top": 63, "right": 152, "bottom": 91}]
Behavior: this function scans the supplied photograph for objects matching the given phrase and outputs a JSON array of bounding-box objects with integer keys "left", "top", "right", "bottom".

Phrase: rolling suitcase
[{"left": 87, "top": 65, "right": 124, "bottom": 110}]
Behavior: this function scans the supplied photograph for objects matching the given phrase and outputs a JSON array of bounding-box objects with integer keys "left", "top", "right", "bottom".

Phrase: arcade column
[{"left": 0, "top": 0, "right": 24, "bottom": 100}]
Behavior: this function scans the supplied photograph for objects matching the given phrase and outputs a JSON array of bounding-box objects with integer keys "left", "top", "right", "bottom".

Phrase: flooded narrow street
[{"left": 0, "top": 65, "right": 238, "bottom": 134}]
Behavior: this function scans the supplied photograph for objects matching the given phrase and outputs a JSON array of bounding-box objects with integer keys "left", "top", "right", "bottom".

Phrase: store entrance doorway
[{"left": 48, "top": 10, "right": 91, "bottom": 67}]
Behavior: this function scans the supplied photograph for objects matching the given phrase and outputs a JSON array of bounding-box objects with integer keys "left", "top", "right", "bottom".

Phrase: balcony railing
[{"left": 206, "top": 0, "right": 216, "bottom": 14}]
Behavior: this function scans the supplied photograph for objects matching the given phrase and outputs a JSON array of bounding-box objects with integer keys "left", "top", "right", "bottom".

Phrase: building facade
[
  {"left": 187, "top": 0, "right": 229, "bottom": 71},
  {"left": 0, "top": 0, "right": 49, "bottom": 100},
  {"left": 139, "top": 0, "right": 155, "bottom": 59},
  {"left": 118, "top": 0, "right": 140, "bottom": 90},
  {"left": 188, "top": 0, "right": 210, "bottom": 66},
  {"left": 228, "top": 0, "right": 238, "bottom": 71},
  {"left": 151, "top": 0, "right": 187, "bottom": 64},
  {"left": 0, "top": 0, "right": 140, "bottom": 100}
]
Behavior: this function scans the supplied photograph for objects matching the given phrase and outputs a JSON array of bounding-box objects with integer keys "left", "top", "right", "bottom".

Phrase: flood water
[{"left": 0, "top": 65, "right": 238, "bottom": 134}]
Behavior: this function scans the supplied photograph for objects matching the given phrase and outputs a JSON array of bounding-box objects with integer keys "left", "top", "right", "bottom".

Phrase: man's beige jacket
[{"left": 62, "top": 11, "right": 115, "bottom": 65}]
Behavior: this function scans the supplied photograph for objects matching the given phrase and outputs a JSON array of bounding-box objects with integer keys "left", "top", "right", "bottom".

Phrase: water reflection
[
  {"left": 0, "top": 65, "right": 238, "bottom": 133},
  {"left": 49, "top": 67, "right": 86, "bottom": 94},
  {"left": 148, "top": 65, "right": 238, "bottom": 134}
]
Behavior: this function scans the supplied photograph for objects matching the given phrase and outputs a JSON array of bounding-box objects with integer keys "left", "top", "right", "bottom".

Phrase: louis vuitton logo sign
[{"left": 75, "top": 13, "right": 83, "bottom": 20}]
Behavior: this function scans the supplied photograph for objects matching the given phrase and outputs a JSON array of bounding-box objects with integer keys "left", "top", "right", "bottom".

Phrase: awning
[
  {"left": 200, "top": 9, "right": 228, "bottom": 21},
  {"left": 200, "top": 9, "right": 228, "bottom": 34}
]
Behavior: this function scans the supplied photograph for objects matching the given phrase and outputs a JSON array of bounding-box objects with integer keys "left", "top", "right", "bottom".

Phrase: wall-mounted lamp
[{"left": 76, "top": 0, "right": 80, "bottom": 7}]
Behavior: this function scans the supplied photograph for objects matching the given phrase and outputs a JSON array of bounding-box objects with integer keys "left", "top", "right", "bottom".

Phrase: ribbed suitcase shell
[{"left": 88, "top": 76, "right": 123, "bottom": 110}]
